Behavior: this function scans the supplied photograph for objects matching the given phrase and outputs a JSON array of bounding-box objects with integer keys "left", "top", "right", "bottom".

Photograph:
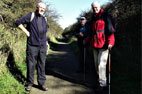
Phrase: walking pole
[
  {"left": 83, "top": 47, "right": 86, "bottom": 82},
  {"left": 108, "top": 50, "right": 111, "bottom": 94}
]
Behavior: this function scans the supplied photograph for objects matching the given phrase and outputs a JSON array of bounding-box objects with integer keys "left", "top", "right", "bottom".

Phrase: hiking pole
[
  {"left": 83, "top": 47, "right": 86, "bottom": 82},
  {"left": 108, "top": 50, "right": 111, "bottom": 94}
]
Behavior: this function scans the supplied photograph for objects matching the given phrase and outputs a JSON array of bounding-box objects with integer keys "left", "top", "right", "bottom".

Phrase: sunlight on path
[
  {"left": 31, "top": 76, "right": 94, "bottom": 94},
  {"left": 30, "top": 41, "right": 95, "bottom": 94}
]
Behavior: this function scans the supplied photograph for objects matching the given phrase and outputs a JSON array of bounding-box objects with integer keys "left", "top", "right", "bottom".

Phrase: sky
[{"left": 42, "top": 0, "right": 111, "bottom": 29}]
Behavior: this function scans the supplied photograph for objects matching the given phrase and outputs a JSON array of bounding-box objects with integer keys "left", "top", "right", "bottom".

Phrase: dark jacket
[
  {"left": 75, "top": 24, "right": 89, "bottom": 47},
  {"left": 15, "top": 11, "right": 48, "bottom": 46}
]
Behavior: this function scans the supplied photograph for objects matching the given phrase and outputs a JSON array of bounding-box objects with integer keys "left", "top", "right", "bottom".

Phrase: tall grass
[
  {"left": 0, "top": 23, "right": 28, "bottom": 94},
  {"left": 0, "top": 67, "right": 26, "bottom": 94}
]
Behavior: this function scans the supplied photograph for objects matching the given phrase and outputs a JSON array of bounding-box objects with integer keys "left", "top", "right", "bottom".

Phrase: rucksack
[
  {"left": 102, "top": 12, "right": 116, "bottom": 33},
  {"left": 30, "top": 12, "right": 47, "bottom": 23}
]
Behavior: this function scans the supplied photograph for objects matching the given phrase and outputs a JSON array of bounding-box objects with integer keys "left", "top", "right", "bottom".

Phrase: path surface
[{"left": 30, "top": 40, "right": 97, "bottom": 94}]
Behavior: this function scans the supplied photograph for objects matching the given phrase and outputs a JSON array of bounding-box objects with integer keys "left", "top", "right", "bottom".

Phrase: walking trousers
[
  {"left": 26, "top": 44, "right": 47, "bottom": 86},
  {"left": 78, "top": 46, "right": 90, "bottom": 71},
  {"left": 93, "top": 48, "right": 109, "bottom": 87}
]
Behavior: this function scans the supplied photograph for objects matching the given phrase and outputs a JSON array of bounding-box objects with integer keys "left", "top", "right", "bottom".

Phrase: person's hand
[
  {"left": 18, "top": 24, "right": 30, "bottom": 37},
  {"left": 26, "top": 31, "right": 30, "bottom": 37},
  {"left": 108, "top": 45, "right": 112, "bottom": 50},
  {"left": 79, "top": 32, "right": 84, "bottom": 37}
]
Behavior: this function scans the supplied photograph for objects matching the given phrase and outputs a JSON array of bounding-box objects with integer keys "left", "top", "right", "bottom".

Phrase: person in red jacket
[{"left": 84, "top": 1, "right": 115, "bottom": 90}]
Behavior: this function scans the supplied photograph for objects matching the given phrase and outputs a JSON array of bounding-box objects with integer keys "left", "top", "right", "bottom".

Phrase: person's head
[
  {"left": 36, "top": 2, "right": 46, "bottom": 15},
  {"left": 80, "top": 17, "right": 86, "bottom": 26},
  {"left": 91, "top": 1, "right": 101, "bottom": 14}
]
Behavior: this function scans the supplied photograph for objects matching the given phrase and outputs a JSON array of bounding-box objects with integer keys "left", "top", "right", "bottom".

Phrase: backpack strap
[
  {"left": 95, "top": 30, "right": 105, "bottom": 40},
  {"left": 30, "top": 12, "right": 47, "bottom": 24},
  {"left": 30, "top": 12, "right": 35, "bottom": 22},
  {"left": 44, "top": 17, "right": 47, "bottom": 23}
]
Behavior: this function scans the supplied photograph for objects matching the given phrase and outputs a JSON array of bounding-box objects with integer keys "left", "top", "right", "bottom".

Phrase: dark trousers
[
  {"left": 78, "top": 46, "right": 90, "bottom": 71},
  {"left": 78, "top": 46, "right": 85, "bottom": 71},
  {"left": 78, "top": 45, "right": 92, "bottom": 72},
  {"left": 26, "top": 44, "right": 47, "bottom": 86}
]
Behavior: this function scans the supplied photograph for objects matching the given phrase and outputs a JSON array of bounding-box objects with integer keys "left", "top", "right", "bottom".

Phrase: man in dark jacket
[
  {"left": 75, "top": 17, "right": 89, "bottom": 73},
  {"left": 15, "top": 2, "right": 48, "bottom": 91},
  {"left": 85, "top": 1, "right": 115, "bottom": 91}
]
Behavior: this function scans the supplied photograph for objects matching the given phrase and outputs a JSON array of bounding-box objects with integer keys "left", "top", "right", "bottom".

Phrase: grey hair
[
  {"left": 36, "top": 2, "right": 46, "bottom": 8},
  {"left": 91, "top": 1, "right": 100, "bottom": 7}
]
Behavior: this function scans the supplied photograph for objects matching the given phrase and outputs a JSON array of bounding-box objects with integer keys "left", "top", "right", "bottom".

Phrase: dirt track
[{"left": 30, "top": 41, "right": 97, "bottom": 94}]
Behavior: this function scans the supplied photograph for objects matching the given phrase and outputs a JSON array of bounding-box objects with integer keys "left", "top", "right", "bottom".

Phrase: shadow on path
[
  {"left": 45, "top": 39, "right": 98, "bottom": 89},
  {"left": 6, "top": 50, "right": 26, "bottom": 85}
]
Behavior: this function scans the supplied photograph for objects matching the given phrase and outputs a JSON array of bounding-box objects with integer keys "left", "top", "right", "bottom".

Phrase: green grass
[
  {"left": 0, "top": 23, "right": 28, "bottom": 94},
  {"left": 0, "top": 67, "right": 27, "bottom": 94}
]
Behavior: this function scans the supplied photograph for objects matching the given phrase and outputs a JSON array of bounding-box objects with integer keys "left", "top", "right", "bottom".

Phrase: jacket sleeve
[
  {"left": 107, "top": 33, "right": 115, "bottom": 46},
  {"left": 84, "top": 25, "right": 92, "bottom": 42},
  {"left": 74, "top": 31, "right": 80, "bottom": 38},
  {"left": 15, "top": 13, "right": 31, "bottom": 27},
  {"left": 74, "top": 26, "right": 81, "bottom": 38}
]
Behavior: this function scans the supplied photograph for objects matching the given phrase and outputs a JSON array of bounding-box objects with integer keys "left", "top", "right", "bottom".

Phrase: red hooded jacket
[{"left": 85, "top": 9, "right": 115, "bottom": 49}]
